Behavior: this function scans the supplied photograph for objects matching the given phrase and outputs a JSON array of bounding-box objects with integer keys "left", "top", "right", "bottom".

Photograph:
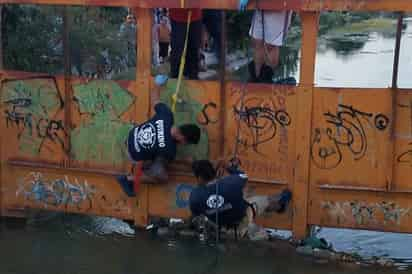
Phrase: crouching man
[
  {"left": 116, "top": 75, "right": 201, "bottom": 197},
  {"left": 188, "top": 160, "right": 291, "bottom": 240}
]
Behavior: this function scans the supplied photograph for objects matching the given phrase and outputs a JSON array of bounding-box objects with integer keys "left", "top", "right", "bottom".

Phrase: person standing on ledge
[
  {"left": 116, "top": 75, "right": 201, "bottom": 197},
  {"left": 239, "top": 0, "right": 293, "bottom": 83}
]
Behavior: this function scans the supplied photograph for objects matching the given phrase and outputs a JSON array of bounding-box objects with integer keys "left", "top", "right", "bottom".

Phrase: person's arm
[{"left": 151, "top": 74, "right": 169, "bottom": 109}]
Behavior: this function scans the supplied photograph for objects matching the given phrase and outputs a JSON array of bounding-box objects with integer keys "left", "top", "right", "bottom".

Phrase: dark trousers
[
  {"left": 202, "top": 10, "right": 222, "bottom": 59},
  {"left": 170, "top": 19, "right": 202, "bottom": 80}
]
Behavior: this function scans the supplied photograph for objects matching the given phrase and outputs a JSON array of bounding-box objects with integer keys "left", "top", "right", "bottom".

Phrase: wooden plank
[
  {"left": 133, "top": 7, "right": 152, "bottom": 227},
  {"left": 292, "top": 11, "right": 319, "bottom": 240},
  {"left": 63, "top": 6, "right": 71, "bottom": 169},
  {"left": 135, "top": 7, "right": 151, "bottom": 123},
  {"left": 0, "top": 0, "right": 411, "bottom": 11}
]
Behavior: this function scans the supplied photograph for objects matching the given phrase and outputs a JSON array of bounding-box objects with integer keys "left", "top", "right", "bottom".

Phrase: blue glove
[
  {"left": 239, "top": 0, "right": 249, "bottom": 11},
  {"left": 155, "top": 74, "right": 168, "bottom": 86}
]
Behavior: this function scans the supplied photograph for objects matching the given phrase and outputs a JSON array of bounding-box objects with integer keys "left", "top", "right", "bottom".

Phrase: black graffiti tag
[
  {"left": 4, "top": 97, "right": 67, "bottom": 153},
  {"left": 198, "top": 102, "right": 218, "bottom": 125},
  {"left": 397, "top": 142, "right": 412, "bottom": 165},
  {"left": 233, "top": 103, "right": 291, "bottom": 154},
  {"left": 311, "top": 104, "right": 389, "bottom": 169}
]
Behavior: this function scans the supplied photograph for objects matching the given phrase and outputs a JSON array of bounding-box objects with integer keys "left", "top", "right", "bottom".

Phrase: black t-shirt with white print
[
  {"left": 189, "top": 169, "right": 248, "bottom": 228},
  {"left": 127, "top": 103, "right": 176, "bottom": 161}
]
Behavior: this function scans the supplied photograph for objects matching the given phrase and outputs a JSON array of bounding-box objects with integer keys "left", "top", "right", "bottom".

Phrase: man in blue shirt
[
  {"left": 189, "top": 159, "right": 291, "bottom": 240},
  {"left": 117, "top": 75, "right": 201, "bottom": 197}
]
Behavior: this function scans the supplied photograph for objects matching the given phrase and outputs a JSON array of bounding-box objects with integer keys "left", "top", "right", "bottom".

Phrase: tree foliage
[{"left": 2, "top": 5, "right": 134, "bottom": 78}]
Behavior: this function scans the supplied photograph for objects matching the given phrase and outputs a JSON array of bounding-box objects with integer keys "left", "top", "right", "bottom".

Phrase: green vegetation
[
  {"left": 2, "top": 5, "right": 134, "bottom": 78},
  {"left": 1, "top": 6, "right": 402, "bottom": 79}
]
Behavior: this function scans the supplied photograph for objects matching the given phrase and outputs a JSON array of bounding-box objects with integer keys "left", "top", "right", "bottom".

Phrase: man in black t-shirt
[
  {"left": 117, "top": 75, "right": 201, "bottom": 197},
  {"left": 189, "top": 160, "right": 291, "bottom": 240}
]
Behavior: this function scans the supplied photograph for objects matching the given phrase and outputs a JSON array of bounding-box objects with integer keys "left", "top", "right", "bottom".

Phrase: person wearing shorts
[
  {"left": 248, "top": 10, "right": 293, "bottom": 83},
  {"left": 188, "top": 160, "right": 292, "bottom": 240},
  {"left": 158, "top": 15, "right": 171, "bottom": 63}
]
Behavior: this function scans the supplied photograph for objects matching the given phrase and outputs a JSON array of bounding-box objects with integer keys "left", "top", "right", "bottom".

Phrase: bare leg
[
  {"left": 252, "top": 38, "right": 265, "bottom": 78},
  {"left": 265, "top": 44, "right": 280, "bottom": 70}
]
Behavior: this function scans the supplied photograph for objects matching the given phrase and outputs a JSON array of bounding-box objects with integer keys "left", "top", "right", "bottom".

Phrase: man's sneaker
[
  {"left": 116, "top": 175, "right": 135, "bottom": 197},
  {"left": 277, "top": 189, "right": 292, "bottom": 213}
]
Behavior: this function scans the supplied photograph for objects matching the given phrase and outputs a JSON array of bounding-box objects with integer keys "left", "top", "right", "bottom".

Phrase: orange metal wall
[{"left": 1, "top": 4, "right": 412, "bottom": 240}]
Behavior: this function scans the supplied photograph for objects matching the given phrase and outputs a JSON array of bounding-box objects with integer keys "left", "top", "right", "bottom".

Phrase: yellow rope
[{"left": 171, "top": 10, "right": 192, "bottom": 113}]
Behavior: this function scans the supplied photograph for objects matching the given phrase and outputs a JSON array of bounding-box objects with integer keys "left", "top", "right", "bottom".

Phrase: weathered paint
[
  {"left": 1, "top": 77, "right": 65, "bottom": 156},
  {"left": 160, "top": 80, "right": 209, "bottom": 160},
  {"left": 16, "top": 172, "right": 95, "bottom": 210},
  {"left": 2, "top": 5, "right": 412, "bottom": 241},
  {"left": 71, "top": 80, "right": 135, "bottom": 165},
  {"left": 321, "top": 200, "right": 411, "bottom": 226}
]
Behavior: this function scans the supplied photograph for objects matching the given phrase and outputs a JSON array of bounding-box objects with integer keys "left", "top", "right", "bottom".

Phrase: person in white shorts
[{"left": 248, "top": 10, "right": 292, "bottom": 83}]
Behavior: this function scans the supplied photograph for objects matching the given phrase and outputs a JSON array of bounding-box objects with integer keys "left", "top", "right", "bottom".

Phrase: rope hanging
[{"left": 171, "top": 9, "right": 192, "bottom": 113}]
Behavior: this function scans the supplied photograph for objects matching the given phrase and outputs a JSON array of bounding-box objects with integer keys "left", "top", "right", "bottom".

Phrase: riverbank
[{"left": 145, "top": 217, "right": 400, "bottom": 270}]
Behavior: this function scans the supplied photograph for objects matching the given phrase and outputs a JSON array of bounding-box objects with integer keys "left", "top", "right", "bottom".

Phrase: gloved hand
[
  {"left": 155, "top": 74, "right": 168, "bottom": 86},
  {"left": 239, "top": 0, "right": 249, "bottom": 11}
]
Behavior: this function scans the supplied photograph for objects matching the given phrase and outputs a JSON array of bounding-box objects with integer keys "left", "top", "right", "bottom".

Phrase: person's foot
[
  {"left": 116, "top": 175, "right": 135, "bottom": 197},
  {"left": 277, "top": 189, "right": 292, "bottom": 213},
  {"left": 258, "top": 64, "right": 274, "bottom": 83},
  {"left": 247, "top": 61, "right": 259, "bottom": 83}
]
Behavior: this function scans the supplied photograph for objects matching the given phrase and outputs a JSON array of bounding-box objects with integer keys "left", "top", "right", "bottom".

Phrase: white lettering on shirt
[{"left": 155, "top": 120, "right": 166, "bottom": 148}]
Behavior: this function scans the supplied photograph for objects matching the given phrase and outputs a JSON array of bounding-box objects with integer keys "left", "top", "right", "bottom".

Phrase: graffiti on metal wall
[
  {"left": 71, "top": 80, "right": 135, "bottom": 165},
  {"left": 231, "top": 89, "right": 293, "bottom": 155},
  {"left": 1, "top": 78, "right": 136, "bottom": 165},
  {"left": 1, "top": 77, "right": 67, "bottom": 155},
  {"left": 197, "top": 102, "right": 218, "bottom": 126},
  {"left": 397, "top": 142, "right": 412, "bottom": 165},
  {"left": 16, "top": 172, "right": 95, "bottom": 210},
  {"left": 15, "top": 172, "right": 132, "bottom": 214},
  {"left": 311, "top": 104, "right": 389, "bottom": 169},
  {"left": 175, "top": 183, "right": 194, "bottom": 208},
  {"left": 321, "top": 200, "right": 410, "bottom": 226},
  {"left": 160, "top": 80, "right": 209, "bottom": 160}
]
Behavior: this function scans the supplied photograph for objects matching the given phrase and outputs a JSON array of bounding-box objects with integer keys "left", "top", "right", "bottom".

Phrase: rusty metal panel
[
  {"left": 392, "top": 89, "right": 412, "bottom": 192},
  {"left": 310, "top": 190, "right": 412, "bottom": 234},
  {"left": 2, "top": 166, "right": 133, "bottom": 219},
  {"left": 225, "top": 82, "right": 297, "bottom": 185},
  {"left": 0, "top": 73, "right": 67, "bottom": 164},
  {"left": 310, "top": 88, "right": 392, "bottom": 190},
  {"left": 69, "top": 78, "right": 137, "bottom": 170}
]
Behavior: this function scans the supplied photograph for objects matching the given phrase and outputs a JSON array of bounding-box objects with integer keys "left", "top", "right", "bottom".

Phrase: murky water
[
  {"left": 314, "top": 17, "right": 412, "bottom": 88},
  {"left": 0, "top": 214, "right": 408, "bottom": 274}
]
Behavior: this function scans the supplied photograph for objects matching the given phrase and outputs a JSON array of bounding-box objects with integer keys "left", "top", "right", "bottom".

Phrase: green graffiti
[
  {"left": 160, "top": 80, "right": 208, "bottom": 160},
  {"left": 2, "top": 78, "right": 64, "bottom": 155},
  {"left": 71, "top": 80, "right": 134, "bottom": 165}
]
